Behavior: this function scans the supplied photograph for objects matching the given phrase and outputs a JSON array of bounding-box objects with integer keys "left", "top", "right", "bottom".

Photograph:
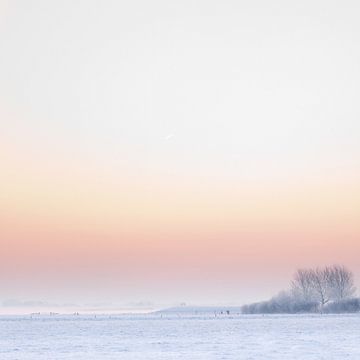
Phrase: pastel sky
[{"left": 1, "top": 0, "right": 359, "bottom": 307}]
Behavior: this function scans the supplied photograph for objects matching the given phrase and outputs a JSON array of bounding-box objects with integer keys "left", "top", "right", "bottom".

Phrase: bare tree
[
  {"left": 328, "top": 265, "right": 356, "bottom": 301},
  {"left": 292, "top": 265, "right": 357, "bottom": 310},
  {"left": 244, "top": 264, "right": 358, "bottom": 314},
  {"left": 291, "top": 269, "right": 314, "bottom": 302},
  {"left": 309, "top": 267, "right": 333, "bottom": 309}
]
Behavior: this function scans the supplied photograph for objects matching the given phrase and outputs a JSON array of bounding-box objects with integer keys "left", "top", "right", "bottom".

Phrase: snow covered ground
[{"left": 1, "top": 312, "right": 359, "bottom": 359}]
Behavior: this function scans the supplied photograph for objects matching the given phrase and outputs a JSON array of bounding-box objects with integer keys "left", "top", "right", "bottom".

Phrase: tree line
[{"left": 242, "top": 265, "right": 359, "bottom": 314}]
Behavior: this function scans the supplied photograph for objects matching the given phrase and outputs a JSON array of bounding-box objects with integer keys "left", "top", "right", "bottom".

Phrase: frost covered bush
[
  {"left": 323, "top": 298, "right": 360, "bottom": 313},
  {"left": 241, "top": 291, "right": 318, "bottom": 314}
]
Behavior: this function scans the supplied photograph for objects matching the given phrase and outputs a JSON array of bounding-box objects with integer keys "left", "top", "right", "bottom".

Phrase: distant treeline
[{"left": 242, "top": 265, "right": 360, "bottom": 314}]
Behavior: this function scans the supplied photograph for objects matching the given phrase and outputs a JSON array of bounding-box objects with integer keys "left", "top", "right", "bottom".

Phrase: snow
[{"left": 1, "top": 313, "right": 360, "bottom": 359}]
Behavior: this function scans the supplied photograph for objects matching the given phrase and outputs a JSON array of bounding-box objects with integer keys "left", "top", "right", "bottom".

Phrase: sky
[{"left": 0, "top": 0, "right": 360, "bottom": 308}]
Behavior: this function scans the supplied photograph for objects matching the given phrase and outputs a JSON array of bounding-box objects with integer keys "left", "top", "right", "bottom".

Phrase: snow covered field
[{"left": 1, "top": 313, "right": 360, "bottom": 359}]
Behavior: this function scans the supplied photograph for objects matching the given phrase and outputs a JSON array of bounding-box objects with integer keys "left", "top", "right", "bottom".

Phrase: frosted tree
[
  {"left": 328, "top": 265, "right": 356, "bottom": 301},
  {"left": 309, "top": 267, "right": 333, "bottom": 309},
  {"left": 292, "top": 265, "right": 357, "bottom": 310},
  {"left": 291, "top": 269, "right": 315, "bottom": 302},
  {"left": 244, "top": 264, "right": 358, "bottom": 314}
]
